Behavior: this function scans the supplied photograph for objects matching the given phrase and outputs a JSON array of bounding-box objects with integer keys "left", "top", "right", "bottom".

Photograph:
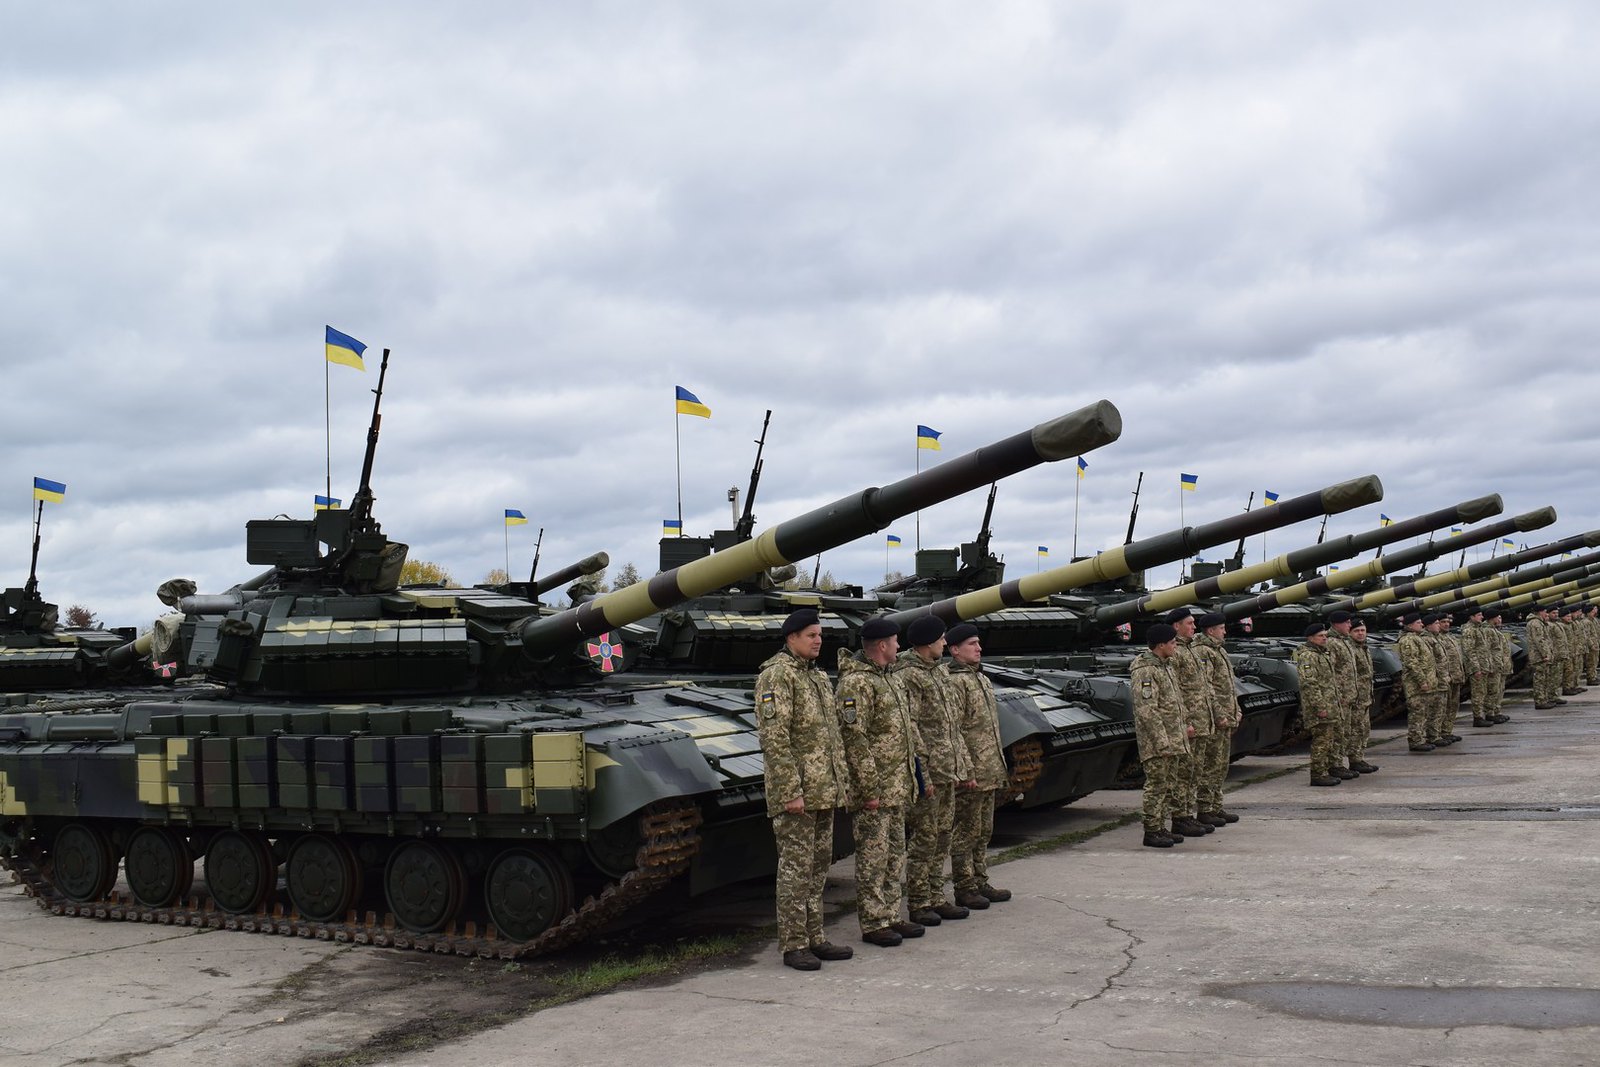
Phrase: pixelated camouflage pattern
[
  {"left": 852, "top": 804, "right": 908, "bottom": 933},
  {"left": 1130, "top": 651, "right": 1188, "bottom": 758},
  {"left": 772, "top": 808, "right": 835, "bottom": 951},
  {"left": 946, "top": 660, "right": 1009, "bottom": 790},
  {"left": 1345, "top": 637, "right": 1374, "bottom": 759},
  {"left": 906, "top": 782, "right": 955, "bottom": 909},
  {"left": 894, "top": 651, "right": 971, "bottom": 783},
  {"left": 1140, "top": 753, "right": 1182, "bottom": 831},
  {"left": 1191, "top": 633, "right": 1239, "bottom": 730},
  {"left": 950, "top": 788, "right": 995, "bottom": 892},
  {"left": 754, "top": 649, "right": 851, "bottom": 817},
  {"left": 1173, "top": 637, "right": 1215, "bottom": 737},
  {"left": 1193, "top": 732, "right": 1231, "bottom": 812},
  {"left": 836, "top": 649, "right": 918, "bottom": 809}
]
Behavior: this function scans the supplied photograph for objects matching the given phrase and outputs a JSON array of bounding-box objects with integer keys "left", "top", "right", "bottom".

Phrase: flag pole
[
  {"left": 674, "top": 410, "right": 683, "bottom": 532},
  {"left": 1072, "top": 463, "right": 1081, "bottom": 558},
  {"left": 504, "top": 518, "right": 510, "bottom": 580},
  {"left": 324, "top": 356, "right": 332, "bottom": 506},
  {"left": 1178, "top": 478, "right": 1186, "bottom": 582},
  {"left": 915, "top": 437, "right": 921, "bottom": 550}
]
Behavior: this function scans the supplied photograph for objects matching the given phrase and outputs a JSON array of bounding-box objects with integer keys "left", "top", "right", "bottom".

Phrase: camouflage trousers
[
  {"left": 852, "top": 806, "right": 907, "bottom": 934},
  {"left": 1533, "top": 661, "right": 1562, "bottom": 705},
  {"left": 1469, "top": 674, "right": 1494, "bottom": 723},
  {"left": 1141, "top": 754, "right": 1184, "bottom": 831},
  {"left": 1433, "top": 683, "right": 1461, "bottom": 738},
  {"left": 1403, "top": 685, "right": 1436, "bottom": 746},
  {"left": 1489, "top": 673, "right": 1507, "bottom": 717},
  {"left": 1192, "top": 732, "right": 1231, "bottom": 813},
  {"left": 906, "top": 783, "right": 955, "bottom": 910},
  {"left": 1585, "top": 648, "right": 1598, "bottom": 684},
  {"left": 771, "top": 808, "right": 838, "bottom": 953},
  {"left": 1563, "top": 656, "right": 1579, "bottom": 691},
  {"left": 950, "top": 788, "right": 997, "bottom": 892},
  {"left": 1306, "top": 715, "right": 1336, "bottom": 778},
  {"left": 1342, "top": 700, "right": 1371, "bottom": 762}
]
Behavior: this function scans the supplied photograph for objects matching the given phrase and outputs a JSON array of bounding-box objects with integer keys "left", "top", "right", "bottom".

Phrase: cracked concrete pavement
[{"left": 3, "top": 690, "right": 1599, "bottom": 1066}]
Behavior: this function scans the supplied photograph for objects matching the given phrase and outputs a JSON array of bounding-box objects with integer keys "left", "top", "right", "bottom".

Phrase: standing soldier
[
  {"left": 1397, "top": 613, "right": 1441, "bottom": 752},
  {"left": 1482, "top": 606, "right": 1513, "bottom": 724},
  {"left": 836, "top": 616, "right": 925, "bottom": 948},
  {"left": 1548, "top": 604, "right": 1575, "bottom": 699},
  {"left": 897, "top": 615, "right": 973, "bottom": 926},
  {"left": 1293, "top": 623, "right": 1341, "bottom": 786},
  {"left": 1192, "top": 611, "right": 1241, "bottom": 824},
  {"left": 1435, "top": 614, "right": 1465, "bottom": 746},
  {"left": 1561, "top": 605, "right": 1587, "bottom": 695},
  {"left": 1461, "top": 606, "right": 1497, "bottom": 728},
  {"left": 1324, "top": 611, "right": 1361, "bottom": 779},
  {"left": 1168, "top": 609, "right": 1217, "bottom": 836},
  {"left": 1421, "top": 614, "right": 1456, "bottom": 747},
  {"left": 754, "top": 608, "right": 855, "bottom": 971},
  {"left": 1346, "top": 618, "right": 1379, "bottom": 772},
  {"left": 1131, "top": 623, "right": 1190, "bottom": 848},
  {"left": 1526, "top": 605, "right": 1559, "bottom": 709},
  {"left": 944, "top": 622, "right": 1012, "bottom": 910},
  {"left": 1584, "top": 605, "right": 1600, "bottom": 686}
]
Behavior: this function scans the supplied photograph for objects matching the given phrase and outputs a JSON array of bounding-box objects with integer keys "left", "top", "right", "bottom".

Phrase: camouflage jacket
[
  {"left": 1326, "top": 631, "right": 1360, "bottom": 712},
  {"left": 946, "top": 660, "right": 1009, "bottom": 790},
  {"left": 835, "top": 649, "right": 918, "bottom": 809},
  {"left": 1584, "top": 617, "right": 1600, "bottom": 654},
  {"left": 1437, "top": 632, "right": 1466, "bottom": 685},
  {"left": 1549, "top": 620, "right": 1572, "bottom": 661},
  {"left": 1460, "top": 620, "right": 1497, "bottom": 675},
  {"left": 1524, "top": 617, "right": 1552, "bottom": 662},
  {"left": 1191, "top": 633, "right": 1239, "bottom": 729},
  {"left": 1350, "top": 637, "right": 1374, "bottom": 710},
  {"left": 895, "top": 651, "right": 972, "bottom": 783},
  {"left": 1130, "top": 650, "right": 1188, "bottom": 759},
  {"left": 1494, "top": 625, "right": 1515, "bottom": 672},
  {"left": 1173, "top": 637, "right": 1215, "bottom": 737},
  {"left": 754, "top": 649, "right": 852, "bottom": 817},
  {"left": 1397, "top": 631, "right": 1440, "bottom": 692},
  {"left": 1292, "top": 643, "right": 1338, "bottom": 721}
]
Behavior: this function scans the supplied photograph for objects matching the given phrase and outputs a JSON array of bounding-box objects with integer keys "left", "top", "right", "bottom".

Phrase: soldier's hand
[
  {"left": 959, "top": 779, "right": 978, "bottom": 790},
  {"left": 864, "top": 798, "right": 880, "bottom": 811},
  {"left": 1186, "top": 725, "right": 1196, "bottom": 738},
  {"left": 784, "top": 796, "right": 806, "bottom": 814},
  {"left": 923, "top": 784, "right": 934, "bottom": 798}
]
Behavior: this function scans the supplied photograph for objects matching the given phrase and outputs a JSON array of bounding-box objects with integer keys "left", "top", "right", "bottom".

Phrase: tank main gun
[
  {"left": 1095, "top": 495, "right": 1504, "bottom": 625},
  {"left": 1423, "top": 560, "right": 1600, "bottom": 617},
  {"left": 1380, "top": 551, "right": 1600, "bottom": 617},
  {"left": 882, "top": 474, "right": 1383, "bottom": 629},
  {"left": 520, "top": 400, "right": 1124, "bottom": 656},
  {"left": 1325, "top": 529, "right": 1600, "bottom": 614}
]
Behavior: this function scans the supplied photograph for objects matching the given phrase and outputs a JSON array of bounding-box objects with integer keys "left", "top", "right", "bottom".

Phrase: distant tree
[
  {"left": 883, "top": 570, "right": 907, "bottom": 584},
  {"left": 612, "top": 561, "right": 641, "bottom": 588},
  {"left": 64, "top": 604, "right": 99, "bottom": 628},
  {"left": 400, "top": 559, "right": 454, "bottom": 586},
  {"left": 483, "top": 568, "right": 510, "bottom": 586},
  {"left": 816, "top": 570, "right": 839, "bottom": 591}
]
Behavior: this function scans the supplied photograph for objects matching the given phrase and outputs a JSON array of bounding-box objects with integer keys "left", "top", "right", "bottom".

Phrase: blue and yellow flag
[
  {"left": 674, "top": 387, "right": 711, "bottom": 419},
  {"left": 314, "top": 494, "right": 341, "bottom": 511},
  {"left": 325, "top": 326, "right": 367, "bottom": 371},
  {"left": 663, "top": 518, "right": 683, "bottom": 537},
  {"left": 1179, "top": 473, "right": 1198, "bottom": 492},
  {"left": 1263, "top": 490, "right": 1279, "bottom": 506},
  {"left": 1450, "top": 527, "right": 1463, "bottom": 537},
  {"left": 916, "top": 425, "right": 942, "bottom": 450},
  {"left": 1501, "top": 538, "right": 1516, "bottom": 551},
  {"left": 1329, "top": 564, "right": 1341, "bottom": 572},
  {"left": 1379, "top": 514, "right": 1394, "bottom": 527},
  {"left": 886, "top": 534, "right": 902, "bottom": 547},
  {"left": 505, "top": 509, "right": 528, "bottom": 527},
  {"left": 1076, "top": 457, "right": 1088, "bottom": 480},
  {"left": 1037, "top": 546, "right": 1049, "bottom": 558},
  {"left": 32, "top": 477, "right": 66, "bottom": 504}
]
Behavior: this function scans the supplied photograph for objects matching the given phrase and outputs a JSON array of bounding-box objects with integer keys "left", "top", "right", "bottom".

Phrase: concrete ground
[{"left": 3, "top": 690, "right": 1598, "bottom": 1066}]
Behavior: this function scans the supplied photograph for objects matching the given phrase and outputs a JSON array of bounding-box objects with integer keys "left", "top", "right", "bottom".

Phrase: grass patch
[
  {"left": 533, "top": 932, "right": 753, "bottom": 1008},
  {"left": 990, "top": 810, "right": 1143, "bottom": 865}
]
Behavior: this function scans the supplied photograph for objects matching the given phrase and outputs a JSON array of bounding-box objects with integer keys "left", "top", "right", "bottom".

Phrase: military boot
[
  {"left": 891, "top": 920, "right": 926, "bottom": 938},
  {"left": 862, "top": 928, "right": 903, "bottom": 947},
  {"left": 931, "top": 901, "right": 970, "bottom": 920},
  {"left": 1491, "top": 714, "right": 1510, "bottom": 724},
  {"left": 783, "top": 948, "right": 821, "bottom": 971},
  {"left": 1409, "top": 742, "right": 1435, "bottom": 752},
  {"left": 1332, "top": 767, "right": 1359, "bottom": 779},
  {"left": 1472, "top": 718, "right": 1493, "bottom": 727},
  {"left": 909, "top": 907, "right": 942, "bottom": 926},
  {"left": 1173, "top": 817, "right": 1213, "bottom": 835},
  {"left": 1350, "top": 760, "right": 1379, "bottom": 773},
  {"left": 1196, "top": 812, "right": 1227, "bottom": 827},
  {"left": 1142, "top": 830, "right": 1174, "bottom": 848},
  {"left": 978, "top": 884, "right": 1012, "bottom": 902},
  {"left": 810, "top": 941, "right": 854, "bottom": 961},
  {"left": 1446, "top": 733, "right": 1463, "bottom": 742},
  {"left": 1211, "top": 808, "right": 1241, "bottom": 823},
  {"left": 1310, "top": 774, "right": 1341, "bottom": 786},
  {"left": 954, "top": 889, "right": 991, "bottom": 910}
]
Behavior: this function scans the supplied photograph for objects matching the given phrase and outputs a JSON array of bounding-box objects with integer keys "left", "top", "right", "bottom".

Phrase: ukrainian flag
[
  {"left": 1379, "top": 514, "right": 1394, "bottom": 527},
  {"left": 1263, "top": 490, "right": 1279, "bottom": 506},
  {"left": 325, "top": 326, "right": 367, "bottom": 371},
  {"left": 1037, "top": 546, "right": 1049, "bottom": 558},
  {"left": 1180, "top": 473, "right": 1198, "bottom": 491},
  {"left": 1329, "top": 564, "right": 1341, "bottom": 572},
  {"left": 674, "top": 387, "right": 711, "bottom": 419},
  {"left": 916, "top": 425, "right": 942, "bottom": 451},
  {"left": 505, "top": 509, "right": 528, "bottom": 526},
  {"left": 314, "top": 494, "right": 341, "bottom": 511},
  {"left": 32, "top": 477, "right": 66, "bottom": 504},
  {"left": 663, "top": 518, "right": 683, "bottom": 537},
  {"left": 886, "top": 534, "right": 902, "bottom": 547},
  {"left": 1450, "top": 527, "right": 1463, "bottom": 537},
  {"left": 1076, "top": 457, "right": 1088, "bottom": 480},
  {"left": 1501, "top": 538, "right": 1516, "bottom": 551}
]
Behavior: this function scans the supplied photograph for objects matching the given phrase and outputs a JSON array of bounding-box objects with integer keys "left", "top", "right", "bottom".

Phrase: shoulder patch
[
  {"left": 1139, "top": 678, "right": 1154, "bottom": 699},
  {"left": 841, "top": 697, "right": 858, "bottom": 724},
  {"left": 760, "top": 692, "right": 777, "bottom": 718}
]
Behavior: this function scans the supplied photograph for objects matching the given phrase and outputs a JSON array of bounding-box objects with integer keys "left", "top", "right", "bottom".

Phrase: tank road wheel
[
  {"left": 483, "top": 847, "right": 574, "bottom": 942},
  {"left": 204, "top": 831, "right": 276, "bottom": 914},
  {"left": 125, "top": 827, "right": 194, "bottom": 908},
  {"left": 384, "top": 841, "right": 465, "bottom": 934},
  {"left": 53, "top": 822, "right": 117, "bottom": 903},
  {"left": 286, "top": 834, "right": 363, "bottom": 923}
]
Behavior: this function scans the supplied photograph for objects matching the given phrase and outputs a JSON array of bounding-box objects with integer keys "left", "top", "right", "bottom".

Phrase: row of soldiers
[
  {"left": 1523, "top": 602, "right": 1600, "bottom": 708},
  {"left": 753, "top": 608, "right": 1014, "bottom": 971}
]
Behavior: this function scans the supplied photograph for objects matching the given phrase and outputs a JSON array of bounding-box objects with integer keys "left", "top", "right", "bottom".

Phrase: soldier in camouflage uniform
[
  {"left": 754, "top": 608, "right": 856, "bottom": 971},
  {"left": 1548, "top": 604, "right": 1575, "bottom": 699},
  {"left": 837, "top": 615, "right": 925, "bottom": 948},
  {"left": 1483, "top": 606, "right": 1513, "bottom": 723},
  {"left": 1396, "top": 613, "right": 1441, "bottom": 751},
  {"left": 1441, "top": 615, "right": 1468, "bottom": 744},
  {"left": 944, "top": 622, "right": 1012, "bottom": 909},
  {"left": 1560, "top": 605, "right": 1586, "bottom": 695},
  {"left": 1131, "top": 622, "right": 1190, "bottom": 848},
  {"left": 1192, "top": 611, "right": 1241, "bottom": 823},
  {"left": 1585, "top": 606, "right": 1599, "bottom": 685},
  {"left": 1346, "top": 618, "right": 1378, "bottom": 771},
  {"left": 897, "top": 614, "right": 974, "bottom": 925},
  {"left": 1525, "top": 605, "right": 1559, "bottom": 709},
  {"left": 1422, "top": 615, "right": 1457, "bottom": 746},
  {"left": 1323, "top": 611, "right": 1361, "bottom": 779},
  {"left": 1165, "top": 609, "right": 1216, "bottom": 837},
  {"left": 1293, "top": 623, "right": 1341, "bottom": 786},
  {"left": 1461, "top": 606, "right": 1498, "bottom": 728}
]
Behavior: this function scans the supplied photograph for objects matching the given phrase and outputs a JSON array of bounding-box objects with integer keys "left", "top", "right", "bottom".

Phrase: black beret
[
  {"left": 1422, "top": 613, "right": 1443, "bottom": 624},
  {"left": 1196, "top": 612, "right": 1225, "bottom": 629},
  {"left": 1465, "top": 605, "right": 1485, "bottom": 616},
  {"left": 781, "top": 608, "right": 821, "bottom": 636},
  {"left": 1482, "top": 606, "right": 1503, "bottom": 619},
  {"left": 945, "top": 622, "right": 980, "bottom": 645},
  {"left": 1145, "top": 623, "right": 1177, "bottom": 647},
  {"left": 1304, "top": 622, "right": 1328, "bottom": 637},
  {"left": 1165, "top": 607, "right": 1193, "bottom": 624},
  {"left": 1349, "top": 616, "right": 1367, "bottom": 628},
  {"left": 906, "top": 614, "right": 947, "bottom": 648},
  {"left": 1401, "top": 613, "right": 1423, "bottom": 625},
  {"left": 860, "top": 616, "right": 898, "bottom": 640},
  {"left": 1328, "top": 610, "right": 1353, "bottom": 625}
]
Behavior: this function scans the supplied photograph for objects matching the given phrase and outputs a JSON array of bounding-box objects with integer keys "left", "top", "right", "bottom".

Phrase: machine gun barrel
[{"left": 531, "top": 552, "right": 611, "bottom": 597}]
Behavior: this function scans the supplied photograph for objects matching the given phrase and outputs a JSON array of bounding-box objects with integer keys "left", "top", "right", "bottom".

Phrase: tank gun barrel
[
  {"left": 1218, "top": 507, "right": 1554, "bottom": 620},
  {"left": 1381, "top": 553, "right": 1600, "bottom": 617},
  {"left": 1427, "top": 565, "right": 1600, "bottom": 616},
  {"left": 1499, "top": 574, "right": 1600, "bottom": 612},
  {"left": 885, "top": 474, "right": 1382, "bottom": 628},
  {"left": 518, "top": 400, "right": 1123, "bottom": 655},
  {"left": 531, "top": 552, "right": 611, "bottom": 597},
  {"left": 1327, "top": 528, "right": 1600, "bottom": 613},
  {"left": 1097, "top": 495, "right": 1500, "bottom": 624}
]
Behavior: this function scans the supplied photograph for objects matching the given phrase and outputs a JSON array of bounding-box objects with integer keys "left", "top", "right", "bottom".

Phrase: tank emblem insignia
[{"left": 585, "top": 633, "right": 622, "bottom": 672}]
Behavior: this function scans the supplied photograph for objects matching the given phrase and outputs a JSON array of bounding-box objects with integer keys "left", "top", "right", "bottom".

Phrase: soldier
[
  {"left": 1346, "top": 618, "right": 1379, "bottom": 772},
  {"left": 836, "top": 616, "right": 925, "bottom": 948},
  {"left": 944, "top": 622, "right": 1012, "bottom": 910},
  {"left": 1421, "top": 614, "right": 1457, "bottom": 747},
  {"left": 1483, "top": 606, "right": 1513, "bottom": 724},
  {"left": 1323, "top": 610, "right": 1361, "bottom": 779},
  {"left": 1460, "top": 606, "right": 1498, "bottom": 728},
  {"left": 1191, "top": 611, "right": 1241, "bottom": 824},
  {"left": 1561, "top": 604, "right": 1586, "bottom": 695},
  {"left": 1396, "top": 613, "right": 1441, "bottom": 752},
  {"left": 1293, "top": 623, "right": 1341, "bottom": 786},
  {"left": 1434, "top": 614, "right": 1465, "bottom": 746},
  {"left": 1525, "top": 604, "right": 1559, "bottom": 709},
  {"left": 1167, "top": 609, "right": 1217, "bottom": 836},
  {"left": 754, "top": 608, "right": 855, "bottom": 971},
  {"left": 1548, "top": 604, "right": 1575, "bottom": 700},
  {"left": 1585, "top": 605, "right": 1600, "bottom": 686},
  {"left": 897, "top": 614, "right": 973, "bottom": 926},
  {"left": 1131, "top": 622, "right": 1190, "bottom": 848}
]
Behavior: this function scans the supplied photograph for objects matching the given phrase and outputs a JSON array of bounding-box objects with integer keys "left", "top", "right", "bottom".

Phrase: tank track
[
  {"left": 1, "top": 802, "right": 701, "bottom": 960},
  {"left": 1006, "top": 738, "right": 1044, "bottom": 795}
]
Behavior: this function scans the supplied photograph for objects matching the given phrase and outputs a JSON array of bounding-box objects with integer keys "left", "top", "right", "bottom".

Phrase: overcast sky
[{"left": 4, "top": 2, "right": 1598, "bottom": 628}]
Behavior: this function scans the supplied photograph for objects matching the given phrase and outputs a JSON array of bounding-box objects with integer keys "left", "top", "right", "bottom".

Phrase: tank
[{"left": 0, "top": 357, "right": 1121, "bottom": 957}]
